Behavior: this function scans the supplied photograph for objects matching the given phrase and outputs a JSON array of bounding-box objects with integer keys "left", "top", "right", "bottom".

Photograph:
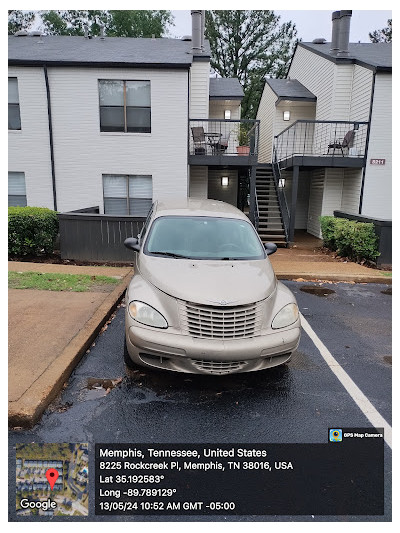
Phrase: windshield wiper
[{"left": 150, "top": 251, "right": 192, "bottom": 259}]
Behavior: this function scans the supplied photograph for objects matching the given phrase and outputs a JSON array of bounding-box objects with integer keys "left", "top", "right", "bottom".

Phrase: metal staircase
[{"left": 255, "top": 164, "right": 288, "bottom": 246}]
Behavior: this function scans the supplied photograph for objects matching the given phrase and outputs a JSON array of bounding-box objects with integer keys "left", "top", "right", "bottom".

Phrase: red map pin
[{"left": 45, "top": 468, "right": 59, "bottom": 490}]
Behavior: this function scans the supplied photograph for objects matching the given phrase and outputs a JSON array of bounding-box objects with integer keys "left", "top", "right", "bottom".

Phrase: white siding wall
[
  {"left": 189, "top": 166, "right": 208, "bottom": 198},
  {"left": 288, "top": 47, "right": 335, "bottom": 120},
  {"left": 307, "top": 169, "right": 325, "bottom": 237},
  {"left": 361, "top": 73, "right": 392, "bottom": 218},
  {"left": 322, "top": 168, "right": 344, "bottom": 216},
  {"left": 331, "top": 64, "right": 353, "bottom": 119},
  {"left": 341, "top": 168, "right": 362, "bottom": 213},
  {"left": 47, "top": 66, "right": 189, "bottom": 212},
  {"left": 350, "top": 65, "right": 373, "bottom": 121},
  {"left": 282, "top": 171, "right": 311, "bottom": 229},
  {"left": 256, "top": 83, "right": 276, "bottom": 163},
  {"left": 189, "top": 60, "right": 210, "bottom": 118},
  {"left": 207, "top": 169, "right": 238, "bottom": 207},
  {"left": 209, "top": 100, "right": 241, "bottom": 120},
  {"left": 8, "top": 67, "right": 54, "bottom": 208},
  {"left": 274, "top": 103, "right": 316, "bottom": 137}
]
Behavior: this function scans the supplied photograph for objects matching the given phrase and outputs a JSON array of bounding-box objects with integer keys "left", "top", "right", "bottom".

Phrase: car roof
[{"left": 153, "top": 199, "right": 250, "bottom": 221}]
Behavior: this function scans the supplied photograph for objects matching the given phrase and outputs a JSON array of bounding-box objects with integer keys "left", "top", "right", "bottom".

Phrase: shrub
[
  {"left": 320, "top": 215, "right": 379, "bottom": 262},
  {"left": 8, "top": 206, "right": 59, "bottom": 256}
]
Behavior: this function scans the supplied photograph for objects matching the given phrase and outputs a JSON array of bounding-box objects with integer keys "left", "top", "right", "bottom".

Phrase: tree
[
  {"left": 369, "top": 19, "right": 392, "bottom": 43},
  {"left": 40, "top": 10, "right": 173, "bottom": 38},
  {"left": 107, "top": 10, "right": 173, "bottom": 38},
  {"left": 205, "top": 10, "right": 298, "bottom": 119},
  {"left": 8, "top": 10, "right": 35, "bottom": 35}
]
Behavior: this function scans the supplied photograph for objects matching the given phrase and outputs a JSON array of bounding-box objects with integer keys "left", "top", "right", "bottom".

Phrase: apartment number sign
[{"left": 370, "top": 159, "right": 386, "bottom": 165}]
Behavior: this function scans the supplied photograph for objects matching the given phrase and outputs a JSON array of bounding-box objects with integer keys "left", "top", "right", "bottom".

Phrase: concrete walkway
[
  {"left": 8, "top": 262, "right": 133, "bottom": 428},
  {"left": 269, "top": 231, "right": 391, "bottom": 284}
]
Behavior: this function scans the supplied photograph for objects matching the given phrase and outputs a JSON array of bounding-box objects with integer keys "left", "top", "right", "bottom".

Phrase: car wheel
[{"left": 123, "top": 335, "right": 136, "bottom": 369}]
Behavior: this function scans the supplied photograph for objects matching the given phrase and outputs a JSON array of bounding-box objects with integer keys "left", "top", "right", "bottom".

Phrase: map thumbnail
[{"left": 16, "top": 443, "right": 88, "bottom": 517}]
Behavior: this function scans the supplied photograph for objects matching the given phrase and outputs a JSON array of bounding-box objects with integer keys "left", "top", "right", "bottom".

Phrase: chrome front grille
[
  {"left": 178, "top": 300, "right": 264, "bottom": 339},
  {"left": 190, "top": 359, "right": 248, "bottom": 375}
]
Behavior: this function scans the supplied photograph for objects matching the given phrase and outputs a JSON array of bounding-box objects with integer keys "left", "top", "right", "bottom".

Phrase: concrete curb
[
  {"left": 276, "top": 273, "right": 392, "bottom": 284},
  {"left": 8, "top": 269, "right": 133, "bottom": 429}
]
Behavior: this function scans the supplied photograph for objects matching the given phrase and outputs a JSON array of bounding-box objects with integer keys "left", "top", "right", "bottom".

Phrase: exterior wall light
[
  {"left": 224, "top": 109, "right": 231, "bottom": 120},
  {"left": 283, "top": 111, "right": 290, "bottom": 121},
  {"left": 221, "top": 176, "right": 229, "bottom": 187}
]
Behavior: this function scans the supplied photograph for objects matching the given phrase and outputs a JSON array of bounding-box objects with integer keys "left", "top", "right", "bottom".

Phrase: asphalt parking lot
[{"left": 9, "top": 281, "right": 392, "bottom": 522}]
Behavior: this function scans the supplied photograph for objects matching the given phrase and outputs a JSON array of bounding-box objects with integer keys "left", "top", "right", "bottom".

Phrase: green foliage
[
  {"left": 369, "top": 19, "right": 392, "bottom": 43},
  {"left": 205, "top": 10, "right": 298, "bottom": 119},
  {"left": 40, "top": 10, "right": 173, "bottom": 37},
  {"left": 8, "top": 10, "right": 35, "bottom": 35},
  {"left": 8, "top": 206, "right": 59, "bottom": 257},
  {"left": 320, "top": 216, "right": 379, "bottom": 262},
  {"left": 107, "top": 10, "right": 173, "bottom": 37}
]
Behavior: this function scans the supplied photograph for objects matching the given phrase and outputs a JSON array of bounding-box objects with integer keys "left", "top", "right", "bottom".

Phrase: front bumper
[{"left": 125, "top": 323, "right": 301, "bottom": 374}]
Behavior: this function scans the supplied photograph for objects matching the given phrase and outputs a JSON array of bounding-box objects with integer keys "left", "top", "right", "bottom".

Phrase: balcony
[
  {"left": 189, "top": 118, "right": 259, "bottom": 166},
  {"left": 274, "top": 120, "right": 369, "bottom": 169}
]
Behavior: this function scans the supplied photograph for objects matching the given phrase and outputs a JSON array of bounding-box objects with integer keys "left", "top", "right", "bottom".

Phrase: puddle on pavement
[
  {"left": 300, "top": 286, "right": 335, "bottom": 297},
  {"left": 381, "top": 288, "right": 392, "bottom": 295},
  {"left": 383, "top": 356, "right": 392, "bottom": 365},
  {"left": 81, "top": 377, "right": 123, "bottom": 401}
]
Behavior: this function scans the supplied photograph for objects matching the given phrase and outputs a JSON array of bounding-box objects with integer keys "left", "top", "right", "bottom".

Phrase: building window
[
  {"left": 103, "top": 174, "right": 152, "bottom": 216},
  {"left": 8, "top": 77, "right": 21, "bottom": 130},
  {"left": 99, "top": 80, "right": 151, "bottom": 133},
  {"left": 9, "top": 172, "right": 27, "bottom": 206}
]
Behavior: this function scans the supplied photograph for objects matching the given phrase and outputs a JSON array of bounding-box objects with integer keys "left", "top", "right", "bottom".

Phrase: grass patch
[
  {"left": 380, "top": 271, "right": 392, "bottom": 277},
  {"left": 8, "top": 271, "right": 119, "bottom": 292}
]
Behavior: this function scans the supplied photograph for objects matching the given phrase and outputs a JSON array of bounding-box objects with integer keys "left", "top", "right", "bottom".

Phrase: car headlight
[
  {"left": 271, "top": 303, "right": 299, "bottom": 329},
  {"left": 128, "top": 301, "right": 168, "bottom": 329}
]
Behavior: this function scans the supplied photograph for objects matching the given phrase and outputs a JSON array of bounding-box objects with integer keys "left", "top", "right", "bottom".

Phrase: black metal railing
[
  {"left": 189, "top": 119, "right": 259, "bottom": 157},
  {"left": 274, "top": 120, "right": 369, "bottom": 162},
  {"left": 272, "top": 153, "right": 289, "bottom": 242}
]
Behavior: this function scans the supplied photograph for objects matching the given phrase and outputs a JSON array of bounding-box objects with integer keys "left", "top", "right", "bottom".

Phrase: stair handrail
[
  {"left": 255, "top": 187, "right": 260, "bottom": 230},
  {"left": 272, "top": 143, "right": 289, "bottom": 243}
]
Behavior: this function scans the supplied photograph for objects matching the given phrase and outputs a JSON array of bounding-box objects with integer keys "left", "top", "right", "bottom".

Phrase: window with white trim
[
  {"left": 103, "top": 175, "right": 152, "bottom": 216},
  {"left": 9, "top": 172, "right": 27, "bottom": 206},
  {"left": 99, "top": 80, "right": 151, "bottom": 133},
  {"left": 8, "top": 77, "right": 21, "bottom": 130}
]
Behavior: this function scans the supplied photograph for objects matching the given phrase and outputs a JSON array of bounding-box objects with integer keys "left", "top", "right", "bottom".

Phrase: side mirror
[
  {"left": 124, "top": 237, "right": 141, "bottom": 252},
  {"left": 264, "top": 242, "right": 277, "bottom": 256}
]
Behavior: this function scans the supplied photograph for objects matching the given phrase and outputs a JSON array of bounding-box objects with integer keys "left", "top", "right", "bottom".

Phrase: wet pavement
[{"left": 9, "top": 281, "right": 392, "bottom": 522}]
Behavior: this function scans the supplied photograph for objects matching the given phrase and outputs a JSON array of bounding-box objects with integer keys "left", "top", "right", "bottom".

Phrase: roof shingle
[
  {"left": 8, "top": 35, "right": 211, "bottom": 68},
  {"left": 300, "top": 42, "right": 392, "bottom": 71},
  {"left": 265, "top": 79, "right": 316, "bottom": 101},
  {"left": 209, "top": 78, "right": 244, "bottom": 99}
]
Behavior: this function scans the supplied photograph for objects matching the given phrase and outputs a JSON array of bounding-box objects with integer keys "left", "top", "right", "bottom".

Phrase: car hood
[{"left": 138, "top": 254, "right": 276, "bottom": 305}]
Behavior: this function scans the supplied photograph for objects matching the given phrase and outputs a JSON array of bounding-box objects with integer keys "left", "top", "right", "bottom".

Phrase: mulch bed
[{"left": 8, "top": 252, "right": 133, "bottom": 268}]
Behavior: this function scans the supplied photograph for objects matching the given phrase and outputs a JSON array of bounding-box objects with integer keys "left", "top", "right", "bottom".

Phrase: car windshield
[{"left": 144, "top": 216, "right": 265, "bottom": 260}]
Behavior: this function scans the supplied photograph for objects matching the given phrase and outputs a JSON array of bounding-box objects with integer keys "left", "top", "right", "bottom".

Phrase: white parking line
[{"left": 300, "top": 313, "right": 392, "bottom": 449}]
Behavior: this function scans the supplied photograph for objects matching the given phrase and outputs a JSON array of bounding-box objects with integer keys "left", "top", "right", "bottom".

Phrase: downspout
[
  {"left": 358, "top": 71, "right": 376, "bottom": 214},
  {"left": 44, "top": 64, "right": 57, "bottom": 211}
]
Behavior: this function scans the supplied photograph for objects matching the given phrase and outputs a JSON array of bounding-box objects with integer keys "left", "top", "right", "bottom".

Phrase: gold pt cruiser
[{"left": 124, "top": 199, "right": 300, "bottom": 375}]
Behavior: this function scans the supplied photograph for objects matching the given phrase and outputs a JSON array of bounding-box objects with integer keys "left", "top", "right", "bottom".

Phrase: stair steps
[{"left": 255, "top": 165, "right": 288, "bottom": 246}]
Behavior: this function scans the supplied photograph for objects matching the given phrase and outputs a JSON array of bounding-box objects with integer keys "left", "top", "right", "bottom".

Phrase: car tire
[{"left": 124, "top": 335, "right": 136, "bottom": 369}]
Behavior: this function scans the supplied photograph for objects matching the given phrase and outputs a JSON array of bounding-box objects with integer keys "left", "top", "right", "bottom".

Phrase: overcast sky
[{"left": 168, "top": 9, "right": 392, "bottom": 43}]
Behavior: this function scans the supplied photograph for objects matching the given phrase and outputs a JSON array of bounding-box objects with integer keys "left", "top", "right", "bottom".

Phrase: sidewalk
[
  {"left": 8, "top": 262, "right": 133, "bottom": 428},
  {"left": 269, "top": 231, "right": 391, "bottom": 284}
]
